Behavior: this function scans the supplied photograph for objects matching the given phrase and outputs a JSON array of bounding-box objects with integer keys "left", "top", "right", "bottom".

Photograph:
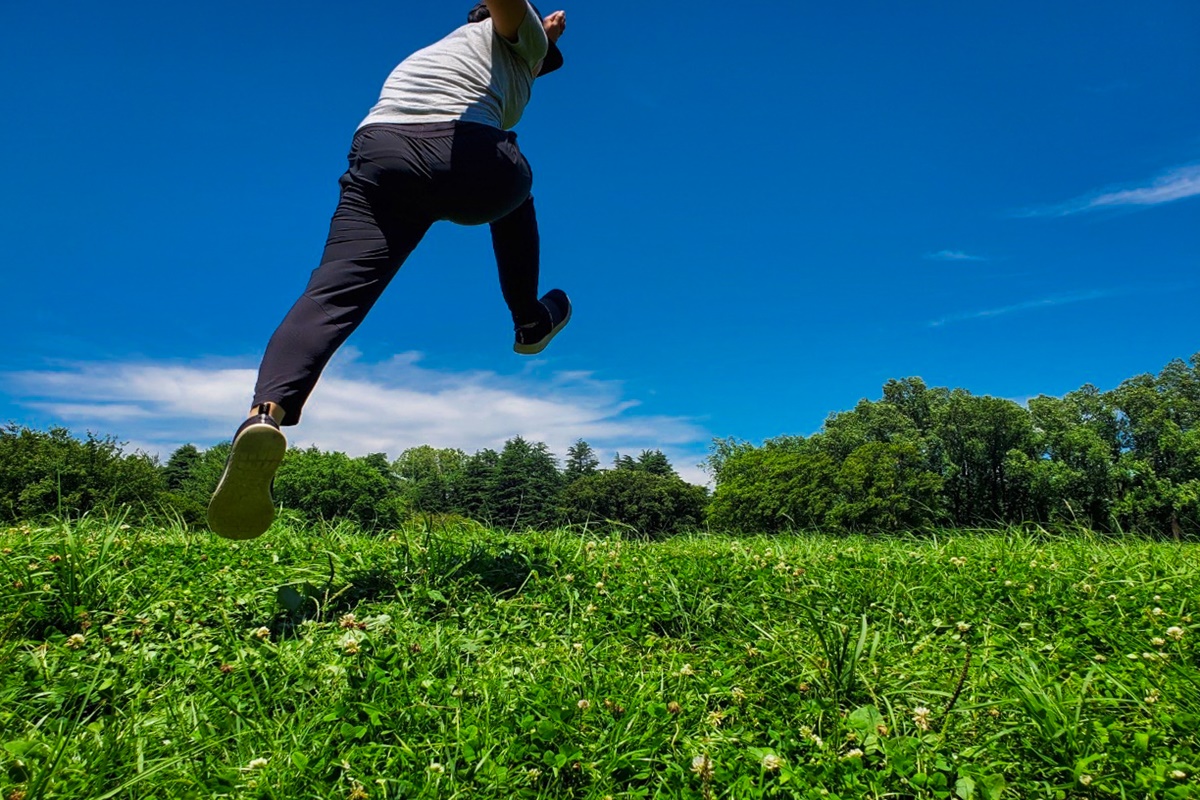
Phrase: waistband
[{"left": 357, "top": 120, "right": 507, "bottom": 139}]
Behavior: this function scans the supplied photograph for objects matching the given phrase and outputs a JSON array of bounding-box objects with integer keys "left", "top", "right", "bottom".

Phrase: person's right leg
[
  {"left": 210, "top": 126, "right": 434, "bottom": 540},
  {"left": 252, "top": 131, "right": 434, "bottom": 426}
]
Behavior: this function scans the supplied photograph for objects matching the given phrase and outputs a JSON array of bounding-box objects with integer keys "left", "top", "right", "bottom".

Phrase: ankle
[{"left": 249, "top": 403, "right": 286, "bottom": 425}]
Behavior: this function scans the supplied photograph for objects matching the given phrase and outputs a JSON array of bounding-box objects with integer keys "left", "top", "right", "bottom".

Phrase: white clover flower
[
  {"left": 1168, "top": 626, "right": 1185, "bottom": 640},
  {"left": 690, "top": 755, "right": 713, "bottom": 780},
  {"left": 956, "top": 621, "right": 971, "bottom": 633},
  {"left": 253, "top": 627, "right": 271, "bottom": 640},
  {"left": 1153, "top": 607, "right": 1165, "bottom": 617},
  {"left": 577, "top": 699, "right": 591, "bottom": 710},
  {"left": 912, "top": 706, "right": 932, "bottom": 731},
  {"left": 949, "top": 556, "right": 967, "bottom": 567},
  {"left": 247, "top": 757, "right": 269, "bottom": 770},
  {"left": 679, "top": 664, "right": 695, "bottom": 676},
  {"left": 1152, "top": 637, "right": 1166, "bottom": 647},
  {"left": 1079, "top": 774, "right": 1093, "bottom": 786},
  {"left": 572, "top": 642, "right": 584, "bottom": 652},
  {"left": 842, "top": 748, "right": 864, "bottom": 760},
  {"left": 428, "top": 762, "right": 445, "bottom": 774},
  {"left": 761, "top": 753, "right": 783, "bottom": 771},
  {"left": 1171, "top": 770, "right": 1187, "bottom": 780},
  {"left": 65, "top": 633, "right": 86, "bottom": 649},
  {"left": 1145, "top": 689, "right": 1161, "bottom": 704},
  {"left": 342, "top": 637, "right": 361, "bottom": 655}
]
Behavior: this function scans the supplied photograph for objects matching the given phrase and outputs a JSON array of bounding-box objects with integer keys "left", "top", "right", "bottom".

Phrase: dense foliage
[
  {"left": 3, "top": 353, "right": 1200, "bottom": 538},
  {"left": 709, "top": 354, "right": 1200, "bottom": 538}
]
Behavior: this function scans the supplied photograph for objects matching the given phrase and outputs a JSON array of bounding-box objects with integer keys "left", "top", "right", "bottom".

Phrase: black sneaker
[
  {"left": 514, "top": 289, "right": 572, "bottom": 355},
  {"left": 207, "top": 405, "right": 287, "bottom": 540}
]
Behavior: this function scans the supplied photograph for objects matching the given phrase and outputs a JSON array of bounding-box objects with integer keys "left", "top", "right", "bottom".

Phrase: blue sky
[{"left": 2, "top": 0, "right": 1198, "bottom": 482}]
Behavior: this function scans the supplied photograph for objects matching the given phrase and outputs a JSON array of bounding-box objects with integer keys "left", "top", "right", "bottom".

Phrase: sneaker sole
[
  {"left": 513, "top": 303, "right": 573, "bottom": 355},
  {"left": 207, "top": 423, "right": 287, "bottom": 540}
]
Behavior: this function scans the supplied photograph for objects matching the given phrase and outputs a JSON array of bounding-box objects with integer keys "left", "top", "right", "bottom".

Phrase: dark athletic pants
[{"left": 252, "top": 121, "right": 541, "bottom": 425}]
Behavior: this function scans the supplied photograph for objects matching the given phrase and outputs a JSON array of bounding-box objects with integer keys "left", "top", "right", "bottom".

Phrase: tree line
[
  {"left": 707, "top": 353, "right": 1200, "bottom": 537},
  {"left": 2, "top": 353, "right": 1198, "bottom": 538},
  {"left": 0, "top": 427, "right": 706, "bottom": 537}
]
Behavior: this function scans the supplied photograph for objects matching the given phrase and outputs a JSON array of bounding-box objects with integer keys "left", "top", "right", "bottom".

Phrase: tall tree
[
  {"left": 636, "top": 449, "right": 676, "bottom": 477},
  {"left": 162, "top": 444, "right": 202, "bottom": 491},
  {"left": 563, "top": 439, "right": 600, "bottom": 482},
  {"left": 393, "top": 446, "right": 467, "bottom": 514},
  {"left": 492, "top": 437, "right": 563, "bottom": 529},
  {"left": 455, "top": 448, "right": 500, "bottom": 523}
]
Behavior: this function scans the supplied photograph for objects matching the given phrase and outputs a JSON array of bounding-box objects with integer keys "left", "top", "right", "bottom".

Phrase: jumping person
[{"left": 207, "top": 1, "right": 572, "bottom": 540}]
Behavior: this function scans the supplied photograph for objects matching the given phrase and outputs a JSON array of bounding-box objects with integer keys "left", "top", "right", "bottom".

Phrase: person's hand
[{"left": 542, "top": 10, "right": 566, "bottom": 43}]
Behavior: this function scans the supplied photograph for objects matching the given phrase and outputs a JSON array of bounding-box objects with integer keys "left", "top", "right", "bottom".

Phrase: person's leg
[
  {"left": 490, "top": 195, "right": 542, "bottom": 325},
  {"left": 252, "top": 143, "right": 433, "bottom": 426},
  {"left": 210, "top": 127, "right": 434, "bottom": 539},
  {"left": 441, "top": 123, "right": 572, "bottom": 354}
]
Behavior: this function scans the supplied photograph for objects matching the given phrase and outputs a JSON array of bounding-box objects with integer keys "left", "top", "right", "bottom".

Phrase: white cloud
[
  {"left": 928, "top": 289, "right": 1114, "bottom": 328},
  {"left": 3, "top": 351, "right": 713, "bottom": 484},
  {"left": 925, "top": 250, "right": 987, "bottom": 262},
  {"left": 1025, "top": 163, "right": 1200, "bottom": 216}
]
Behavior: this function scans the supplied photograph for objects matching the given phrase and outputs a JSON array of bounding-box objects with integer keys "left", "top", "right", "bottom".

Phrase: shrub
[
  {"left": 0, "top": 424, "right": 165, "bottom": 522},
  {"left": 562, "top": 469, "right": 706, "bottom": 538}
]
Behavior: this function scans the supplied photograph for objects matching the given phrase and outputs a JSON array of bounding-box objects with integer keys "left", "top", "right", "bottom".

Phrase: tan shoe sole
[{"left": 207, "top": 423, "right": 287, "bottom": 540}]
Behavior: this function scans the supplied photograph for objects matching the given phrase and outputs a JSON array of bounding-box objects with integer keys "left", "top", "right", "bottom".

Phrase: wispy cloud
[
  {"left": 925, "top": 250, "right": 987, "bottom": 262},
  {"left": 3, "top": 351, "right": 713, "bottom": 484},
  {"left": 928, "top": 289, "right": 1116, "bottom": 328},
  {"left": 1023, "top": 163, "right": 1200, "bottom": 217}
]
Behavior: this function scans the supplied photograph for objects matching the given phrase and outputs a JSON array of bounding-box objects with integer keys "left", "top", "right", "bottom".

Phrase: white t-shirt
[{"left": 358, "top": 4, "right": 549, "bottom": 131}]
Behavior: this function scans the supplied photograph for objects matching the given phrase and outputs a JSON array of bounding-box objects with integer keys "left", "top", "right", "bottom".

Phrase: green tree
[
  {"left": 455, "top": 448, "right": 500, "bottom": 523},
  {"left": 829, "top": 441, "right": 945, "bottom": 532},
  {"left": 635, "top": 449, "right": 676, "bottom": 477},
  {"left": 162, "top": 444, "right": 202, "bottom": 491},
  {"left": 0, "top": 425, "right": 165, "bottom": 522},
  {"left": 273, "top": 447, "right": 403, "bottom": 531},
  {"left": 933, "top": 391, "right": 1037, "bottom": 526},
  {"left": 491, "top": 437, "right": 563, "bottom": 529},
  {"left": 563, "top": 439, "right": 600, "bottom": 482},
  {"left": 393, "top": 446, "right": 466, "bottom": 515},
  {"left": 707, "top": 442, "right": 837, "bottom": 533},
  {"left": 562, "top": 469, "right": 706, "bottom": 538}
]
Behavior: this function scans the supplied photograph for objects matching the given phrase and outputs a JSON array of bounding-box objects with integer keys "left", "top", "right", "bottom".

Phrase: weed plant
[{"left": 1, "top": 519, "right": 1198, "bottom": 798}]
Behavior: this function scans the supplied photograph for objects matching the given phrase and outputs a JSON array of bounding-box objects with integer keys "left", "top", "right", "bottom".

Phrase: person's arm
[{"left": 485, "top": 0, "right": 531, "bottom": 42}]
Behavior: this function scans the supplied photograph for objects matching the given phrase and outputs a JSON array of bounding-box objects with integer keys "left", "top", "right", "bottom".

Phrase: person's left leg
[
  {"left": 490, "top": 194, "right": 542, "bottom": 325},
  {"left": 490, "top": 195, "right": 572, "bottom": 354}
]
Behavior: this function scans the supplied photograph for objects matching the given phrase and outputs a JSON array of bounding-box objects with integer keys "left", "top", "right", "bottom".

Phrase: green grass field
[{"left": 2, "top": 519, "right": 1199, "bottom": 799}]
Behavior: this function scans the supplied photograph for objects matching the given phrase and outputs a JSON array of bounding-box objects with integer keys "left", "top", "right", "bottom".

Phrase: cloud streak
[
  {"left": 3, "top": 352, "right": 713, "bottom": 484},
  {"left": 1024, "top": 163, "right": 1200, "bottom": 217},
  {"left": 925, "top": 250, "right": 987, "bottom": 262},
  {"left": 928, "top": 289, "right": 1116, "bottom": 328}
]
